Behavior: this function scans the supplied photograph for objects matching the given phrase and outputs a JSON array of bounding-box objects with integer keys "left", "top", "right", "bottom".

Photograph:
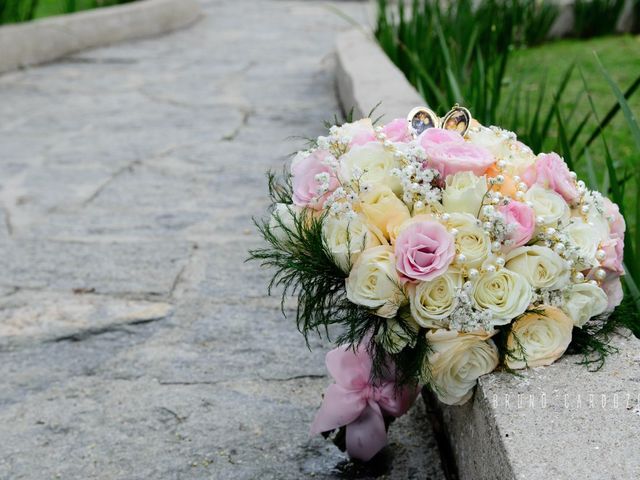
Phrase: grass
[
  {"left": 33, "top": 0, "right": 131, "bottom": 19},
  {"left": 0, "top": 0, "right": 133, "bottom": 24},
  {"left": 505, "top": 35, "right": 640, "bottom": 162}
]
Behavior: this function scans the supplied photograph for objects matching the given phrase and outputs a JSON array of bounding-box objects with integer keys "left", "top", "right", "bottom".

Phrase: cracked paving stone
[{"left": 0, "top": 1, "right": 446, "bottom": 479}]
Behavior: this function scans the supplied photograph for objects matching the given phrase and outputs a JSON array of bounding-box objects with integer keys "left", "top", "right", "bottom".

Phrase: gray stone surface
[
  {"left": 0, "top": 0, "right": 203, "bottom": 74},
  {"left": 336, "top": 29, "right": 425, "bottom": 122},
  {"left": 0, "top": 1, "right": 445, "bottom": 479},
  {"left": 436, "top": 330, "right": 640, "bottom": 480}
]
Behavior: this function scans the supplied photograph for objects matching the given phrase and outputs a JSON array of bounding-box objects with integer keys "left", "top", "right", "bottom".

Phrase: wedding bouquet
[{"left": 250, "top": 106, "right": 625, "bottom": 461}]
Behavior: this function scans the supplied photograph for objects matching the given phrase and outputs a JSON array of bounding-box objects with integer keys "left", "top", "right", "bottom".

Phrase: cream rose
[
  {"left": 525, "top": 184, "right": 570, "bottom": 226},
  {"left": 565, "top": 218, "right": 608, "bottom": 269},
  {"left": 425, "top": 329, "right": 499, "bottom": 405},
  {"left": 323, "top": 214, "right": 381, "bottom": 272},
  {"left": 505, "top": 245, "right": 570, "bottom": 290},
  {"left": 269, "top": 203, "right": 302, "bottom": 243},
  {"left": 359, "top": 185, "right": 410, "bottom": 242},
  {"left": 505, "top": 306, "right": 573, "bottom": 369},
  {"left": 442, "top": 172, "right": 487, "bottom": 216},
  {"left": 471, "top": 269, "right": 532, "bottom": 324},
  {"left": 339, "top": 142, "right": 401, "bottom": 195},
  {"left": 448, "top": 213, "right": 491, "bottom": 268},
  {"left": 346, "top": 245, "right": 404, "bottom": 318},
  {"left": 562, "top": 282, "right": 608, "bottom": 327},
  {"left": 408, "top": 272, "right": 462, "bottom": 328}
]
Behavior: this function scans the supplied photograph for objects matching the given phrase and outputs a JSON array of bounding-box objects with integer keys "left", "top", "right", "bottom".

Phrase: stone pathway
[{"left": 0, "top": 1, "right": 445, "bottom": 478}]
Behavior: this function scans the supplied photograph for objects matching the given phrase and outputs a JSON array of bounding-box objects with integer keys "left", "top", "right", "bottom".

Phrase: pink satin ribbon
[{"left": 310, "top": 343, "right": 419, "bottom": 461}]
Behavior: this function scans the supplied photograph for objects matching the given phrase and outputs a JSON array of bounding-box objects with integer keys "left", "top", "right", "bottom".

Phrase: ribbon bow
[{"left": 310, "top": 344, "right": 419, "bottom": 461}]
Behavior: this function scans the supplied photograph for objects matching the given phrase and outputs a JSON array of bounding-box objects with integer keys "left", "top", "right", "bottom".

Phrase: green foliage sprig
[{"left": 248, "top": 171, "right": 429, "bottom": 385}]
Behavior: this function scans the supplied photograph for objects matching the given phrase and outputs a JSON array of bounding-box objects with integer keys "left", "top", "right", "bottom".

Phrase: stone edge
[
  {"left": 335, "top": 28, "right": 424, "bottom": 123},
  {"left": 0, "top": 0, "right": 203, "bottom": 74}
]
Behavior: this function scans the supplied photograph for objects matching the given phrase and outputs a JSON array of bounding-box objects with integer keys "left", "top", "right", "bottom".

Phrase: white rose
[
  {"left": 471, "top": 269, "right": 532, "bottom": 325},
  {"left": 339, "top": 143, "right": 402, "bottom": 195},
  {"left": 269, "top": 203, "right": 303, "bottom": 242},
  {"left": 466, "top": 126, "right": 535, "bottom": 175},
  {"left": 346, "top": 245, "right": 404, "bottom": 318},
  {"left": 442, "top": 172, "right": 487, "bottom": 215},
  {"left": 409, "top": 272, "right": 462, "bottom": 328},
  {"left": 564, "top": 218, "right": 608, "bottom": 269},
  {"left": 323, "top": 214, "right": 381, "bottom": 272},
  {"left": 425, "top": 329, "right": 499, "bottom": 405},
  {"left": 505, "top": 306, "right": 573, "bottom": 369},
  {"left": 505, "top": 245, "right": 570, "bottom": 290},
  {"left": 448, "top": 213, "right": 491, "bottom": 268},
  {"left": 562, "top": 282, "right": 608, "bottom": 327},
  {"left": 525, "top": 185, "right": 570, "bottom": 226}
]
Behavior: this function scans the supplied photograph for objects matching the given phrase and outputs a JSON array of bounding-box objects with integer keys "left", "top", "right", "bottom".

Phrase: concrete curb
[
  {"left": 0, "top": 0, "right": 202, "bottom": 74},
  {"left": 334, "top": 27, "right": 640, "bottom": 480},
  {"left": 335, "top": 29, "right": 424, "bottom": 122}
]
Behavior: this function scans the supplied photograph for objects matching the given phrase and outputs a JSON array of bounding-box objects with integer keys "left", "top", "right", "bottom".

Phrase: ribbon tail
[
  {"left": 310, "top": 384, "right": 365, "bottom": 435},
  {"left": 345, "top": 402, "right": 387, "bottom": 461}
]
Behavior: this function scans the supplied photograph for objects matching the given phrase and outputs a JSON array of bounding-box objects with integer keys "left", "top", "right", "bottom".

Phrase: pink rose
[
  {"left": 419, "top": 129, "right": 494, "bottom": 178},
  {"left": 291, "top": 150, "right": 338, "bottom": 210},
  {"left": 600, "top": 237, "right": 624, "bottom": 275},
  {"left": 521, "top": 153, "right": 579, "bottom": 204},
  {"left": 382, "top": 118, "right": 413, "bottom": 143},
  {"left": 603, "top": 197, "right": 626, "bottom": 239},
  {"left": 601, "top": 275, "right": 624, "bottom": 312},
  {"left": 394, "top": 220, "right": 455, "bottom": 282},
  {"left": 498, "top": 201, "right": 535, "bottom": 248}
]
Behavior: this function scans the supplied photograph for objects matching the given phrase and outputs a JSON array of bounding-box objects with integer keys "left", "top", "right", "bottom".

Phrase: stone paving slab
[{"left": 0, "top": 1, "right": 446, "bottom": 478}]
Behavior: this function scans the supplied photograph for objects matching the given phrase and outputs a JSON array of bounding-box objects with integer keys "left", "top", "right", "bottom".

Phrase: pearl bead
[
  {"left": 594, "top": 268, "right": 607, "bottom": 281},
  {"left": 456, "top": 253, "right": 467, "bottom": 264},
  {"left": 394, "top": 151, "right": 403, "bottom": 160},
  {"left": 468, "top": 268, "right": 479, "bottom": 279},
  {"left": 414, "top": 201, "right": 424, "bottom": 211},
  {"left": 383, "top": 140, "right": 392, "bottom": 148},
  {"left": 517, "top": 182, "right": 528, "bottom": 192},
  {"left": 449, "top": 228, "right": 459, "bottom": 237},
  {"left": 491, "top": 241, "right": 501, "bottom": 252},
  {"left": 441, "top": 213, "right": 451, "bottom": 222},
  {"left": 486, "top": 264, "right": 497, "bottom": 273},
  {"left": 569, "top": 171, "right": 577, "bottom": 179},
  {"left": 572, "top": 272, "right": 585, "bottom": 283},
  {"left": 545, "top": 227, "right": 556, "bottom": 237},
  {"left": 482, "top": 205, "right": 495, "bottom": 217},
  {"left": 515, "top": 191, "right": 525, "bottom": 201},
  {"left": 497, "top": 160, "right": 506, "bottom": 170},
  {"left": 495, "top": 175, "right": 505, "bottom": 184},
  {"left": 553, "top": 243, "right": 565, "bottom": 254},
  {"left": 495, "top": 257, "right": 505, "bottom": 267},
  {"left": 596, "top": 249, "right": 606, "bottom": 261},
  {"left": 513, "top": 175, "right": 521, "bottom": 183},
  {"left": 376, "top": 132, "right": 386, "bottom": 140},
  {"left": 536, "top": 216, "right": 545, "bottom": 226},
  {"left": 483, "top": 222, "right": 493, "bottom": 231},
  {"left": 588, "top": 280, "right": 599, "bottom": 286},
  {"left": 580, "top": 205, "right": 590, "bottom": 214}
]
